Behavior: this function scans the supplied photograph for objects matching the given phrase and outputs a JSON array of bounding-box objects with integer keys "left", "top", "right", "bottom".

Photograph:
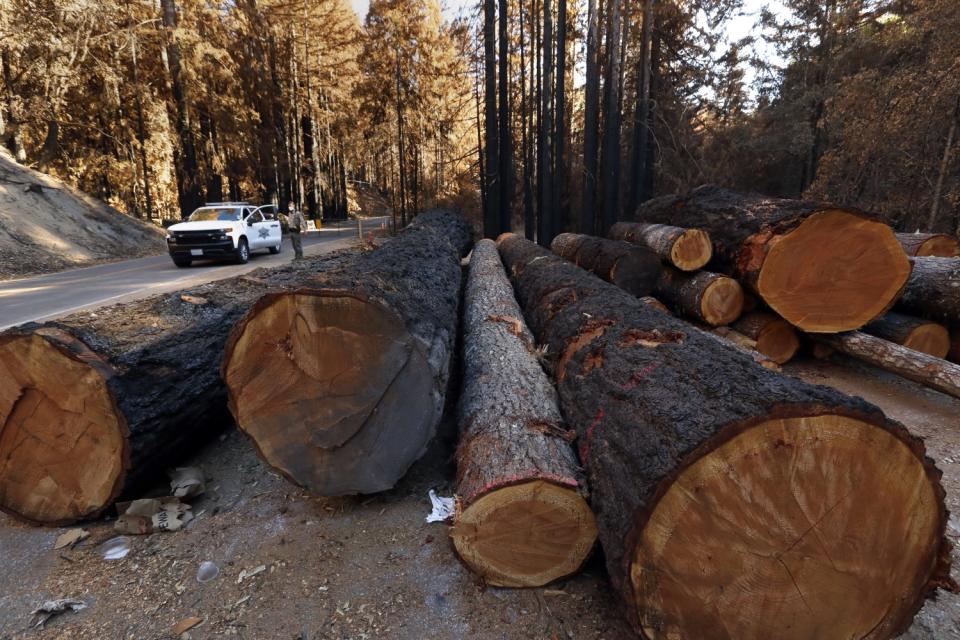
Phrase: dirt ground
[{"left": 1, "top": 355, "right": 959, "bottom": 640}]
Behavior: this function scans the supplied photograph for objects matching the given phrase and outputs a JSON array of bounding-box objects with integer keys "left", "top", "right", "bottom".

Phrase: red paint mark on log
[
  {"left": 622, "top": 363, "right": 659, "bottom": 390},
  {"left": 579, "top": 408, "right": 606, "bottom": 466}
]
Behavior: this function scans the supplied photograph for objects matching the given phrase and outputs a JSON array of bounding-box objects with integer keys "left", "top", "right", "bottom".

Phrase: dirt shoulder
[
  {"left": 0, "top": 148, "right": 166, "bottom": 281},
  {"left": 0, "top": 356, "right": 957, "bottom": 639}
]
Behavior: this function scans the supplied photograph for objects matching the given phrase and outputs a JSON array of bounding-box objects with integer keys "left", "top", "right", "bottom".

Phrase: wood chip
[
  {"left": 180, "top": 294, "right": 209, "bottom": 305},
  {"left": 172, "top": 616, "right": 203, "bottom": 634},
  {"left": 53, "top": 528, "right": 89, "bottom": 550}
]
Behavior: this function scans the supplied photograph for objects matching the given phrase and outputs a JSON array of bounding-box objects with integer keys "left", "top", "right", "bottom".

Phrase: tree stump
[
  {"left": 635, "top": 185, "right": 911, "bottom": 332},
  {"left": 498, "top": 232, "right": 951, "bottom": 640},
  {"left": 221, "top": 210, "right": 472, "bottom": 496}
]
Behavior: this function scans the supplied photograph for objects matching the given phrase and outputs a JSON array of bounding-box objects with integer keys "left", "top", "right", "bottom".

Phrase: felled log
[
  {"left": 497, "top": 232, "right": 951, "bottom": 640},
  {"left": 635, "top": 185, "right": 911, "bottom": 332},
  {"left": 451, "top": 240, "right": 597, "bottom": 587},
  {"left": 549, "top": 233, "right": 660, "bottom": 297},
  {"left": 655, "top": 267, "right": 743, "bottom": 326},
  {"left": 863, "top": 312, "right": 950, "bottom": 358},
  {"left": 896, "top": 257, "right": 960, "bottom": 326},
  {"left": 732, "top": 311, "right": 800, "bottom": 364},
  {"left": 815, "top": 332, "right": 960, "bottom": 401},
  {"left": 608, "top": 222, "right": 713, "bottom": 271},
  {"left": 897, "top": 232, "right": 960, "bottom": 257},
  {"left": 221, "top": 210, "right": 472, "bottom": 496},
  {"left": 0, "top": 251, "right": 356, "bottom": 525}
]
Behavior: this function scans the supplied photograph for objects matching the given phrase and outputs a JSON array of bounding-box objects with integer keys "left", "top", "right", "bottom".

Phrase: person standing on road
[{"left": 288, "top": 201, "right": 306, "bottom": 260}]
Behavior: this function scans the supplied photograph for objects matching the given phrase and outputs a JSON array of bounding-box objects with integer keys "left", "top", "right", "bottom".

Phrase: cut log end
[
  {"left": 755, "top": 319, "right": 800, "bottom": 364},
  {"left": 901, "top": 323, "right": 951, "bottom": 358},
  {"left": 757, "top": 210, "right": 911, "bottom": 332},
  {"left": 897, "top": 233, "right": 960, "bottom": 258},
  {"left": 451, "top": 480, "right": 598, "bottom": 588},
  {"left": 630, "top": 413, "right": 946, "bottom": 640},
  {"left": 0, "top": 334, "right": 126, "bottom": 524},
  {"left": 700, "top": 276, "right": 744, "bottom": 326},
  {"left": 670, "top": 228, "right": 713, "bottom": 271},
  {"left": 223, "top": 291, "right": 436, "bottom": 495}
]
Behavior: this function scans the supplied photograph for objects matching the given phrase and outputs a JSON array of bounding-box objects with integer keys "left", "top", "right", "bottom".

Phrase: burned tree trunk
[
  {"left": 608, "top": 222, "right": 712, "bottom": 272},
  {"left": 451, "top": 240, "right": 597, "bottom": 587},
  {"left": 654, "top": 268, "right": 744, "bottom": 327},
  {"left": 635, "top": 185, "right": 912, "bottom": 332},
  {"left": 222, "top": 211, "right": 472, "bottom": 496},
  {"left": 550, "top": 233, "right": 660, "bottom": 297},
  {"left": 731, "top": 311, "right": 800, "bottom": 364},
  {"left": 863, "top": 312, "right": 950, "bottom": 359},
  {"left": 0, "top": 251, "right": 357, "bottom": 525},
  {"left": 895, "top": 257, "right": 960, "bottom": 326},
  {"left": 897, "top": 233, "right": 960, "bottom": 258},
  {"left": 497, "top": 232, "right": 951, "bottom": 640},
  {"left": 815, "top": 332, "right": 960, "bottom": 401}
]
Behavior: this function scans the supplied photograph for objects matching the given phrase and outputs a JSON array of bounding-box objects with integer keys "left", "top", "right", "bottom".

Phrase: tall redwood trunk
[
  {"left": 498, "top": 0, "right": 512, "bottom": 233},
  {"left": 580, "top": 0, "right": 600, "bottom": 234},
  {"left": 483, "top": 0, "right": 500, "bottom": 237}
]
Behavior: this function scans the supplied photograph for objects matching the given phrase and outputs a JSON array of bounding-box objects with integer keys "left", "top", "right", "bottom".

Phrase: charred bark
[
  {"left": 550, "top": 233, "right": 660, "bottom": 297},
  {"left": 0, "top": 251, "right": 358, "bottom": 525},
  {"left": 222, "top": 211, "right": 472, "bottom": 496},
  {"left": 497, "top": 232, "right": 951, "bottom": 639}
]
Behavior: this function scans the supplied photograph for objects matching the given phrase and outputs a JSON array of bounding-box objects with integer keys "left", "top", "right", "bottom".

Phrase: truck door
[
  {"left": 246, "top": 210, "right": 271, "bottom": 250},
  {"left": 253, "top": 205, "right": 282, "bottom": 247}
]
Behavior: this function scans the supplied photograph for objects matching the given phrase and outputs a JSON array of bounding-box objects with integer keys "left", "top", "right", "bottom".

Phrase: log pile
[
  {"left": 549, "top": 233, "right": 660, "bottom": 297},
  {"left": 221, "top": 210, "right": 472, "bottom": 496},
  {"left": 498, "top": 231, "right": 950, "bottom": 639},
  {"left": 608, "top": 222, "right": 712, "bottom": 271},
  {"left": 634, "top": 185, "right": 911, "bottom": 332},
  {"left": 0, "top": 251, "right": 356, "bottom": 525},
  {"left": 451, "top": 239, "right": 597, "bottom": 587},
  {"left": 897, "top": 232, "right": 960, "bottom": 258}
]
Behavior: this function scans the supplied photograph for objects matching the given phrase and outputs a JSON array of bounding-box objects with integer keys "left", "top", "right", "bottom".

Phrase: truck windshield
[{"left": 188, "top": 208, "right": 242, "bottom": 222}]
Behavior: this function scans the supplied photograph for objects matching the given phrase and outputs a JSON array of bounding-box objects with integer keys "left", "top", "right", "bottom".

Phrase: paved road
[{"left": 0, "top": 217, "right": 389, "bottom": 330}]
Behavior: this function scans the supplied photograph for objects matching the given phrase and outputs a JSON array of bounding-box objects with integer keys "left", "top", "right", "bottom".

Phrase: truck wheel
[
  {"left": 172, "top": 257, "right": 192, "bottom": 268},
  {"left": 269, "top": 242, "right": 281, "bottom": 255},
  {"left": 236, "top": 238, "right": 250, "bottom": 264}
]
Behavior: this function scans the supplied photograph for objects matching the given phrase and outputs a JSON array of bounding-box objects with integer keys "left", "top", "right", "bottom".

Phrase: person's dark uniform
[{"left": 288, "top": 205, "right": 306, "bottom": 260}]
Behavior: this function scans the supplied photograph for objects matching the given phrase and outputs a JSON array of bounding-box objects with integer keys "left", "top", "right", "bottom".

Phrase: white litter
[
  {"left": 31, "top": 599, "right": 86, "bottom": 627},
  {"left": 425, "top": 489, "right": 455, "bottom": 523}
]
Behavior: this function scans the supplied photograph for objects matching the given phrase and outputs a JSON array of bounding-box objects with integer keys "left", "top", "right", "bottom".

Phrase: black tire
[
  {"left": 269, "top": 242, "right": 281, "bottom": 254},
  {"left": 172, "top": 257, "right": 192, "bottom": 268},
  {"left": 236, "top": 238, "right": 250, "bottom": 264}
]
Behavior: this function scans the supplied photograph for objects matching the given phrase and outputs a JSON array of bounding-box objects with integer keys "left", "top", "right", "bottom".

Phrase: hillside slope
[{"left": 0, "top": 148, "right": 165, "bottom": 280}]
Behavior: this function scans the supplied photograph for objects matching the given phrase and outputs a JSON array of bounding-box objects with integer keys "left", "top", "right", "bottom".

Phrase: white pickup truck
[{"left": 165, "top": 203, "right": 282, "bottom": 267}]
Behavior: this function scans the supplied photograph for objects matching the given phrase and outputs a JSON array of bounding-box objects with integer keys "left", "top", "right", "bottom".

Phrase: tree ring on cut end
[
  {"left": 700, "top": 277, "right": 744, "bottom": 326},
  {"left": 452, "top": 480, "right": 598, "bottom": 587},
  {"left": 755, "top": 319, "right": 800, "bottom": 364},
  {"left": 223, "top": 291, "right": 437, "bottom": 495},
  {"left": 671, "top": 228, "right": 713, "bottom": 272},
  {"left": 0, "top": 334, "right": 126, "bottom": 524},
  {"left": 630, "top": 414, "right": 943, "bottom": 640},
  {"left": 902, "top": 323, "right": 951, "bottom": 358},
  {"left": 758, "top": 211, "right": 911, "bottom": 333}
]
